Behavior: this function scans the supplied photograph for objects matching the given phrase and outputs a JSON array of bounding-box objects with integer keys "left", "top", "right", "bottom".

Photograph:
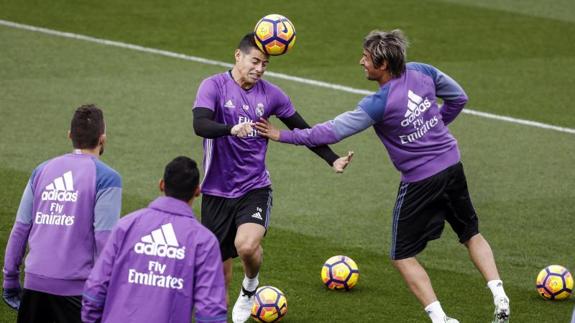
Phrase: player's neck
[
  {"left": 377, "top": 72, "right": 394, "bottom": 86},
  {"left": 230, "top": 68, "right": 255, "bottom": 90},
  {"left": 72, "top": 148, "right": 101, "bottom": 158}
]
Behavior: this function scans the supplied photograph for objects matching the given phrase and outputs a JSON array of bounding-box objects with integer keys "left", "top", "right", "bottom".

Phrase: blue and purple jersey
[
  {"left": 193, "top": 71, "right": 296, "bottom": 198},
  {"left": 82, "top": 196, "right": 226, "bottom": 323},
  {"left": 279, "top": 62, "right": 468, "bottom": 182},
  {"left": 2, "top": 152, "right": 122, "bottom": 295}
]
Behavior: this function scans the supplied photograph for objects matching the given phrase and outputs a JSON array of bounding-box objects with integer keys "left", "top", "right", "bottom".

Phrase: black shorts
[
  {"left": 390, "top": 162, "right": 479, "bottom": 260},
  {"left": 201, "top": 187, "right": 273, "bottom": 260},
  {"left": 18, "top": 289, "right": 82, "bottom": 323}
]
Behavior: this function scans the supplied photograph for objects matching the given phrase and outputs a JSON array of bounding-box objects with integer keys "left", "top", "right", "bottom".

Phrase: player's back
[
  {"left": 364, "top": 63, "right": 463, "bottom": 182},
  {"left": 25, "top": 152, "right": 120, "bottom": 295},
  {"left": 98, "top": 196, "right": 223, "bottom": 323}
]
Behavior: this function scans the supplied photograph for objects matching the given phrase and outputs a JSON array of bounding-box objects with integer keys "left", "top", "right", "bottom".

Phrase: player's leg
[
  {"left": 235, "top": 223, "right": 265, "bottom": 278},
  {"left": 464, "top": 234, "right": 509, "bottom": 323},
  {"left": 444, "top": 162, "right": 509, "bottom": 323},
  {"left": 464, "top": 233, "right": 499, "bottom": 281},
  {"left": 223, "top": 258, "right": 233, "bottom": 304},
  {"left": 231, "top": 187, "right": 272, "bottom": 323},
  {"left": 390, "top": 170, "right": 459, "bottom": 323},
  {"left": 17, "top": 289, "right": 55, "bottom": 323},
  {"left": 392, "top": 257, "right": 437, "bottom": 306},
  {"left": 201, "top": 194, "right": 238, "bottom": 306},
  {"left": 232, "top": 223, "right": 265, "bottom": 323}
]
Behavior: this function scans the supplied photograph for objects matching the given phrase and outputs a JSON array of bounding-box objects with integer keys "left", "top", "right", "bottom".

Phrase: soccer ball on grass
[
  {"left": 536, "top": 265, "right": 573, "bottom": 300},
  {"left": 251, "top": 286, "right": 288, "bottom": 322},
  {"left": 321, "top": 255, "right": 359, "bottom": 290}
]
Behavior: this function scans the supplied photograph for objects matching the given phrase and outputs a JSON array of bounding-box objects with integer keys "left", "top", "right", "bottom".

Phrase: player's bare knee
[{"left": 235, "top": 239, "right": 260, "bottom": 258}]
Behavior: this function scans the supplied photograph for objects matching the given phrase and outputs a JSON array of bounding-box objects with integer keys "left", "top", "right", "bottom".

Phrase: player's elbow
[{"left": 193, "top": 121, "right": 208, "bottom": 138}]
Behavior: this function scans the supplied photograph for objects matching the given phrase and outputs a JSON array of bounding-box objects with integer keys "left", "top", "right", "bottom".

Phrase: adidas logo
[
  {"left": 134, "top": 223, "right": 186, "bottom": 260},
  {"left": 224, "top": 99, "right": 235, "bottom": 108},
  {"left": 41, "top": 171, "right": 78, "bottom": 202},
  {"left": 401, "top": 90, "right": 431, "bottom": 127},
  {"left": 251, "top": 207, "right": 263, "bottom": 220}
]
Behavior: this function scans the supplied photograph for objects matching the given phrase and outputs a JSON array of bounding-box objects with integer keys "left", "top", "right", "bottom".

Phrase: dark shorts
[
  {"left": 18, "top": 289, "right": 82, "bottom": 323},
  {"left": 201, "top": 187, "right": 273, "bottom": 260},
  {"left": 390, "top": 162, "right": 479, "bottom": 260}
]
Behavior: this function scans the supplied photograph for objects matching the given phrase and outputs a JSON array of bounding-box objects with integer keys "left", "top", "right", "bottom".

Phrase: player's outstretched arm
[
  {"left": 277, "top": 112, "right": 341, "bottom": 169},
  {"left": 258, "top": 107, "right": 374, "bottom": 148}
]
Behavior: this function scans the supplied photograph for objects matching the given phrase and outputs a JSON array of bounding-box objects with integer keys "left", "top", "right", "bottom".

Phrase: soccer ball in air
[
  {"left": 321, "top": 255, "right": 359, "bottom": 290},
  {"left": 536, "top": 265, "right": 573, "bottom": 300},
  {"left": 251, "top": 286, "right": 288, "bottom": 322},
  {"left": 254, "top": 14, "right": 296, "bottom": 56}
]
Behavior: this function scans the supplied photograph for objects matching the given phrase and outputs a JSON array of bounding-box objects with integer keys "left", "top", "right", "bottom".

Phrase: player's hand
[
  {"left": 2, "top": 287, "right": 21, "bottom": 311},
  {"left": 231, "top": 122, "right": 254, "bottom": 138},
  {"left": 332, "top": 151, "right": 354, "bottom": 173},
  {"left": 255, "top": 118, "right": 280, "bottom": 141}
]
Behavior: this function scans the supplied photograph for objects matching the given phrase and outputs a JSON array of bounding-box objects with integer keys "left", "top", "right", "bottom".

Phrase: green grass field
[{"left": 1, "top": 0, "right": 574, "bottom": 322}]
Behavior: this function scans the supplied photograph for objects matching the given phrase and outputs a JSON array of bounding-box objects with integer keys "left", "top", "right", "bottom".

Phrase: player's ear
[
  {"left": 159, "top": 179, "right": 165, "bottom": 193},
  {"left": 99, "top": 133, "right": 107, "bottom": 146},
  {"left": 380, "top": 60, "right": 389, "bottom": 72},
  {"left": 67, "top": 130, "right": 72, "bottom": 140},
  {"left": 193, "top": 186, "right": 200, "bottom": 198},
  {"left": 234, "top": 49, "right": 242, "bottom": 62}
]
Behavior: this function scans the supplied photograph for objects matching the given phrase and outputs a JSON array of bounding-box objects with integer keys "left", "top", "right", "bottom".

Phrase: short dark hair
[
  {"left": 70, "top": 104, "right": 105, "bottom": 149},
  {"left": 163, "top": 156, "right": 200, "bottom": 202},
  {"left": 238, "top": 32, "right": 266, "bottom": 55},
  {"left": 363, "top": 29, "right": 409, "bottom": 78}
]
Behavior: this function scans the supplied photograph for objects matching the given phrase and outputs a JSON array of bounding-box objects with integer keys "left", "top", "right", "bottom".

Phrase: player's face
[
  {"left": 235, "top": 47, "right": 269, "bottom": 86},
  {"left": 359, "top": 50, "right": 385, "bottom": 81}
]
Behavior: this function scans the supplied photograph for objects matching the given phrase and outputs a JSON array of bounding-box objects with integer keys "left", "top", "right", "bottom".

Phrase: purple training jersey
[
  {"left": 279, "top": 62, "right": 468, "bottom": 182},
  {"left": 3, "top": 152, "right": 122, "bottom": 295},
  {"left": 82, "top": 196, "right": 226, "bottom": 323},
  {"left": 193, "top": 71, "right": 296, "bottom": 198}
]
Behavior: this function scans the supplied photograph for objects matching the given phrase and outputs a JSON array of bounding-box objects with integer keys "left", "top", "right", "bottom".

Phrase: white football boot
[
  {"left": 232, "top": 287, "right": 256, "bottom": 323},
  {"left": 444, "top": 317, "right": 460, "bottom": 323},
  {"left": 492, "top": 296, "right": 510, "bottom": 323}
]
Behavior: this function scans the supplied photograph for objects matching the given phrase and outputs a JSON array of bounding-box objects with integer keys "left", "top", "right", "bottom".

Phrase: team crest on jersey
[{"left": 256, "top": 103, "right": 265, "bottom": 117}]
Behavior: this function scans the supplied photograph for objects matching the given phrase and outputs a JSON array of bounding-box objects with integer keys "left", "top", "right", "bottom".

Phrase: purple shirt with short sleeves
[
  {"left": 193, "top": 71, "right": 295, "bottom": 198},
  {"left": 279, "top": 62, "right": 468, "bottom": 182}
]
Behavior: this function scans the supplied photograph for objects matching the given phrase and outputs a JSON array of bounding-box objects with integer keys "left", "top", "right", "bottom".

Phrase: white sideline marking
[{"left": 1, "top": 19, "right": 574, "bottom": 136}]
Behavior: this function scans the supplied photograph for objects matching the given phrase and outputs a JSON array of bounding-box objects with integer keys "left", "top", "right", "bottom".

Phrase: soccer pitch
[{"left": 1, "top": 0, "right": 574, "bottom": 321}]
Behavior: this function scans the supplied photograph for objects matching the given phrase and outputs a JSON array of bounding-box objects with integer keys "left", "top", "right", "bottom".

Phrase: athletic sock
[
  {"left": 425, "top": 301, "right": 447, "bottom": 323},
  {"left": 487, "top": 279, "right": 508, "bottom": 303},
  {"left": 242, "top": 274, "right": 259, "bottom": 293}
]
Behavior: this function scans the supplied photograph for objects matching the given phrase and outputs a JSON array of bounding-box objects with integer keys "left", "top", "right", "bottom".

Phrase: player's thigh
[
  {"left": 201, "top": 194, "right": 234, "bottom": 234},
  {"left": 391, "top": 173, "right": 450, "bottom": 259},
  {"left": 201, "top": 194, "right": 237, "bottom": 249},
  {"left": 235, "top": 187, "right": 272, "bottom": 230},
  {"left": 51, "top": 295, "right": 82, "bottom": 323},
  {"left": 235, "top": 222, "right": 266, "bottom": 251},
  {"left": 444, "top": 163, "right": 479, "bottom": 243},
  {"left": 17, "top": 289, "right": 55, "bottom": 323}
]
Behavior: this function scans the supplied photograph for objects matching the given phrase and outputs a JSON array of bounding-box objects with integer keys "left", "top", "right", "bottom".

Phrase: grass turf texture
[{"left": 1, "top": 1, "right": 575, "bottom": 321}]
